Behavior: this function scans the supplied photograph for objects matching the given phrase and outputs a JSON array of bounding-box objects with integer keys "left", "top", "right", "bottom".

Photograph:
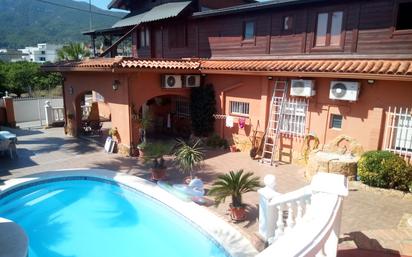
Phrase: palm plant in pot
[
  {"left": 151, "top": 156, "right": 166, "bottom": 181},
  {"left": 174, "top": 139, "right": 204, "bottom": 182},
  {"left": 208, "top": 169, "right": 261, "bottom": 221},
  {"left": 137, "top": 141, "right": 147, "bottom": 158}
]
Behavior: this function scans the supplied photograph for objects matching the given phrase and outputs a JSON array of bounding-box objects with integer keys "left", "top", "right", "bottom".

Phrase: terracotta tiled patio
[{"left": 1, "top": 127, "right": 411, "bottom": 256}]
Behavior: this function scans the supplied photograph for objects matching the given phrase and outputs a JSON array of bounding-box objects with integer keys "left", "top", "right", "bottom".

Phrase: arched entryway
[
  {"left": 74, "top": 90, "right": 112, "bottom": 143},
  {"left": 138, "top": 94, "right": 191, "bottom": 140}
]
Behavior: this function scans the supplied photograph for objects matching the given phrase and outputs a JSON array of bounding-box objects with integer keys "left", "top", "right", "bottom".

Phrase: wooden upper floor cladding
[{"left": 102, "top": 0, "right": 412, "bottom": 59}]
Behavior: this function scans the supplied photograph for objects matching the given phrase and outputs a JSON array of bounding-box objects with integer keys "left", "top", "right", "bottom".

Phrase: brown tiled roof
[
  {"left": 44, "top": 57, "right": 121, "bottom": 69},
  {"left": 199, "top": 59, "right": 412, "bottom": 76},
  {"left": 42, "top": 57, "right": 200, "bottom": 71},
  {"left": 42, "top": 57, "right": 412, "bottom": 79},
  {"left": 120, "top": 58, "right": 200, "bottom": 69}
]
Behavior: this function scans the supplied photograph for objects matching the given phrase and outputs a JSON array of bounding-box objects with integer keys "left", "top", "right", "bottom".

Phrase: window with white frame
[
  {"left": 175, "top": 97, "right": 190, "bottom": 118},
  {"left": 384, "top": 107, "right": 412, "bottom": 156},
  {"left": 395, "top": 114, "right": 412, "bottom": 152},
  {"left": 280, "top": 99, "right": 308, "bottom": 136},
  {"left": 230, "top": 101, "right": 250, "bottom": 116}
]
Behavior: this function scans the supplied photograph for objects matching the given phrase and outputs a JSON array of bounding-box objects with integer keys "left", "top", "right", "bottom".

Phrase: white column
[
  {"left": 258, "top": 175, "right": 280, "bottom": 242},
  {"left": 44, "top": 100, "right": 52, "bottom": 127}
]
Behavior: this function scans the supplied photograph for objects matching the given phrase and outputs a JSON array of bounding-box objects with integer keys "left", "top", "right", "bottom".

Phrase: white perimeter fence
[{"left": 13, "top": 97, "right": 63, "bottom": 127}]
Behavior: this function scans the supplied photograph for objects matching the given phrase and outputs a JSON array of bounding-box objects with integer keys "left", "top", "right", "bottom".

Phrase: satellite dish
[{"left": 331, "top": 83, "right": 347, "bottom": 98}]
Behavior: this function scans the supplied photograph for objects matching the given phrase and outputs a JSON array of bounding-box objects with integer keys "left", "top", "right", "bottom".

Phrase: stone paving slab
[{"left": 1, "top": 127, "right": 412, "bottom": 256}]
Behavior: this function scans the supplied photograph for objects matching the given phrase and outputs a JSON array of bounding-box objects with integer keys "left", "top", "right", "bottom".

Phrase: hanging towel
[
  {"left": 238, "top": 118, "right": 246, "bottom": 129},
  {"left": 225, "top": 116, "right": 234, "bottom": 128},
  {"left": 167, "top": 113, "right": 171, "bottom": 128}
]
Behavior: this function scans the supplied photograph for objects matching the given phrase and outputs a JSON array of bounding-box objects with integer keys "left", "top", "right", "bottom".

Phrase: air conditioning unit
[
  {"left": 329, "top": 81, "right": 360, "bottom": 101},
  {"left": 184, "top": 75, "right": 201, "bottom": 88},
  {"left": 290, "top": 79, "right": 316, "bottom": 97},
  {"left": 162, "top": 75, "right": 182, "bottom": 89}
]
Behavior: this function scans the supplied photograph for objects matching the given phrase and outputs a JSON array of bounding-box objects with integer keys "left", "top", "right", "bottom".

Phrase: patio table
[
  {"left": 0, "top": 131, "right": 18, "bottom": 159},
  {"left": 0, "top": 131, "right": 17, "bottom": 143}
]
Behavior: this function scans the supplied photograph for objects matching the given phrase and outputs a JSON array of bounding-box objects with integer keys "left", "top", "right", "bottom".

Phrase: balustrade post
[
  {"left": 44, "top": 101, "right": 53, "bottom": 127},
  {"left": 310, "top": 172, "right": 348, "bottom": 257},
  {"left": 258, "top": 175, "right": 280, "bottom": 242}
]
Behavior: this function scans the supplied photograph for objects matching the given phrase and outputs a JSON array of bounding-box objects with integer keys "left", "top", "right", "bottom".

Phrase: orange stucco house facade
[{"left": 44, "top": 0, "right": 412, "bottom": 162}]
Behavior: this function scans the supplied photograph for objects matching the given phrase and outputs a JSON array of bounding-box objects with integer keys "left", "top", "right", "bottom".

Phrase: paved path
[{"left": 1, "top": 127, "right": 411, "bottom": 256}]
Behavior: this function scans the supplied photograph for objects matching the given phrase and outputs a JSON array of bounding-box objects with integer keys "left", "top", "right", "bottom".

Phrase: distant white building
[{"left": 19, "top": 43, "right": 60, "bottom": 63}]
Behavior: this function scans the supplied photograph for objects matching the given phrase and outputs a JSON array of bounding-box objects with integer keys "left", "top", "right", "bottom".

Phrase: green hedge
[{"left": 357, "top": 151, "right": 412, "bottom": 192}]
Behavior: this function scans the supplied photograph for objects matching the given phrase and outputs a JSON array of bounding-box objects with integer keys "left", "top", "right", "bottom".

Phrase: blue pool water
[{"left": 0, "top": 178, "right": 229, "bottom": 257}]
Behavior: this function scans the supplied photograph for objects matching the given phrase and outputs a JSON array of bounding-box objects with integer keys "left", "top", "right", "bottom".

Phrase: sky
[
  {"left": 76, "top": 0, "right": 267, "bottom": 11},
  {"left": 76, "top": 0, "right": 112, "bottom": 10}
]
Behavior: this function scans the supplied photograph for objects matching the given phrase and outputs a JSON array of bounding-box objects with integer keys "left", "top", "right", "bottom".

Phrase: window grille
[
  {"left": 230, "top": 101, "right": 250, "bottom": 116},
  {"left": 280, "top": 98, "right": 308, "bottom": 136},
  {"left": 175, "top": 97, "right": 190, "bottom": 118},
  {"left": 331, "top": 114, "right": 343, "bottom": 129},
  {"left": 384, "top": 106, "right": 412, "bottom": 160}
]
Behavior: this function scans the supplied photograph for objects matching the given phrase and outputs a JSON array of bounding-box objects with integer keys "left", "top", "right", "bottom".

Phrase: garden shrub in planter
[
  {"left": 358, "top": 151, "right": 412, "bottom": 192},
  {"left": 205, "top": 134, "right": 229, "bottom": 149}
]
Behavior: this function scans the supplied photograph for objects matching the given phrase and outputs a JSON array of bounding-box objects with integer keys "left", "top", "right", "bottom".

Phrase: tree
[
  {"left": 0, "top": 61, "right": 62, "bottom": 96},
  {"left": 57, "top": 42, "right": 90, "bottom": 61},
  {"left": 0, "top": 61, "right": 6, "bottom": 95},
  {"left": 190, "top": 84, "right": 216, "bottom": 136}
]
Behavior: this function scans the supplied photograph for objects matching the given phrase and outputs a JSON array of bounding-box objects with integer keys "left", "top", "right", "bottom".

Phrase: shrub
[
  {"left": 190, "top": 84, "right": 216, "bottom": 137},
  {"left": 205, "top": 134, "right": 228, "bottom": 149},
  {"left": 142, "top": 140, "right": 175, "bottom": 157},
  {"left": 357, "top": 151, "right": 412, "bottom": 191}
]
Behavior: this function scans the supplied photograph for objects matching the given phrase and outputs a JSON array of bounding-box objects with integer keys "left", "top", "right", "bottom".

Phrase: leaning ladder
[{"left": 261, "top": 80, "right": 288, "bottom": 165}]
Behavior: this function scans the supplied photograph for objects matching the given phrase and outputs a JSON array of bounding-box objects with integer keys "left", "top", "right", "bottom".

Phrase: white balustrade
[
  {"left": 257, "top": 172, "right": 348, "bottom": 257},
  {"left": 44, "top": 101, "right": 65, "bottom": 126}
]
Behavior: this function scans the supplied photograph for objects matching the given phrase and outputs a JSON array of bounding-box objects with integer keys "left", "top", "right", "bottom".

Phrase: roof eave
[
  {"left": 199, "top": 69, "right": 412, "bottom": 81},
  {"left": 192, "top": 0, "right": 326, "bottom": 18},
  {"left": 107, "top": 0, "right": 123, "bottom": 10}
]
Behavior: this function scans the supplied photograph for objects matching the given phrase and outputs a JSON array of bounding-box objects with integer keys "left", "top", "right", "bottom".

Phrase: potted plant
[
  {"left": 229, "top": 145, "right": 237, "bottom": 152},
  {"left": 151, "top": 156, "right": 166, "bottom": 181},
  {"left": 137, "top": 141, "right": 147, "bottom": 158},
  {"left": 65, "top": 112, "right": 75, "bottom": 135},
  {"left": 174, "top": 139, "right": 204, "bottom": 182},
  {"left": 208, "top": 169, "right": 261, "bottom": 221},
  {"left": 249, "top": 147, "right": 258, "bottom": 159},
  {"left": 108, "top": 127, "right": 119, "bottom": 140},
  {"left": 138, "top": 111, "right": 152, "bottom": 144}
]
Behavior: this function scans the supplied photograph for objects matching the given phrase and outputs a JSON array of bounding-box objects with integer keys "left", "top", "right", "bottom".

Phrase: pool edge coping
[{"left": 0, "top": 168, "right": 259, "bottom": 257}]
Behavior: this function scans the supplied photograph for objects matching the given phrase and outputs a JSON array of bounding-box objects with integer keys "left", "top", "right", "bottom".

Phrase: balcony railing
[{"left": 257, "top": 172, "right": 348, "bottom": 257}]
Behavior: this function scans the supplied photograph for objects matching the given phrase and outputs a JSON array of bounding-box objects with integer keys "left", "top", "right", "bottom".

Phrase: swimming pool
[{"left": 0, "top": 170, "right": 258, "bottom": 257}]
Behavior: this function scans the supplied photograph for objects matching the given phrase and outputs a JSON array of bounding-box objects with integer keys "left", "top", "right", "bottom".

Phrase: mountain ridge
[{"left": 0, "top": 0, "right": 125, "bottom": 48}]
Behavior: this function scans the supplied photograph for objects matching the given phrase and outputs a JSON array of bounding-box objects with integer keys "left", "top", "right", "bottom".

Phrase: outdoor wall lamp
[
  {"left": 112, "top": 80, "right": 121, "bottom": 91},
  {"left": 367, "top": 79, "right": 375, "bottom": 85},
  {"left": 68, "top": 86, "right": 74, "bottom": 95},
  {"left": 267, "top": 76, "right": 273, "bottom": 80}
]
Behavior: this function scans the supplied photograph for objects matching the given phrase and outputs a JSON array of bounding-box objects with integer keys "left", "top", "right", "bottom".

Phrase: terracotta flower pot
[
  {"left": 229, "top": 204, "right": 247, "bottom": 221},
  {"left": 151, "top": 168, "right": 166, "bottom": 181},
  {"left": 230, "top": 145, "right": 237, "bottom": 152},
  {"left": 138, "top": 149, "right": 145, "bottom": 158}
]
